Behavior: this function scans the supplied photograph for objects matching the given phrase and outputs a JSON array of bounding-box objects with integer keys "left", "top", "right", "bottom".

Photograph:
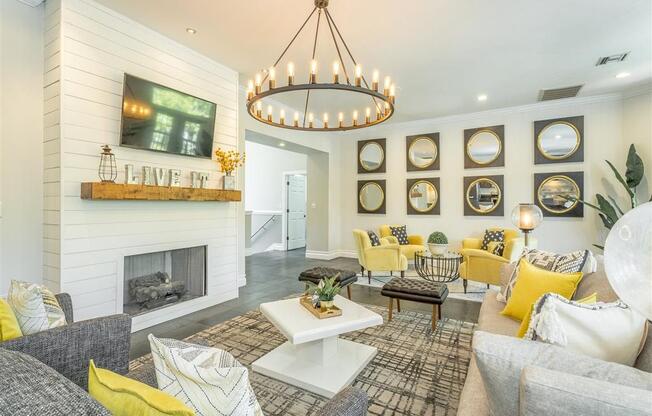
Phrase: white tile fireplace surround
[{"left": 42, "top": 0, "right": 243, "bottom": 331}]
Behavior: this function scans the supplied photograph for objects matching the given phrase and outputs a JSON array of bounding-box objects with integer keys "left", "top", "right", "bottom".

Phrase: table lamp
[
  {"left": 604, "top": 202, "right": 652, "bottom": 320},
  {"left": 511, "top": 203, "right": 543, "bottom": 247}
]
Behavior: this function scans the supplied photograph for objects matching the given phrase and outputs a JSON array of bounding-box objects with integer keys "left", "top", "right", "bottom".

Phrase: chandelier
[{"left": 246, "top": 0, "right": 395, "bottom": 132}]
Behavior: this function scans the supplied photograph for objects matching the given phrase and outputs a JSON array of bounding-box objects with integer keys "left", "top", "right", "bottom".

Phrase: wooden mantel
[{"left": 80, "top": 182, "right": 241, "bottom": 202}]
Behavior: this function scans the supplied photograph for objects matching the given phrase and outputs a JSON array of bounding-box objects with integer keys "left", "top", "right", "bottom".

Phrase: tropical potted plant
[
  {"left": 428, "top": 231, "right": 448, "bottom": 255},
  {"left": 214, "top": 147, "right": 245, "bottom": 190},
  {"left": 306, "top": 275, "right": 342, "bottom": 309}
]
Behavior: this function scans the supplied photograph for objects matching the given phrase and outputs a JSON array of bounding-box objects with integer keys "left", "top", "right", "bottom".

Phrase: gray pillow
[{"left": 473, "top": 331, "right": 652, "bottom": 416}]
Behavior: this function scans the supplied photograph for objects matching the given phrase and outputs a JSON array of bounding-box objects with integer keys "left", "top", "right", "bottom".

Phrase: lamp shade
[
  {"left": 511, "top": 204, "right": 543, "bottom": 231},
  {"left": 604, "top": 202, "right": 652, "bottom": 320}
]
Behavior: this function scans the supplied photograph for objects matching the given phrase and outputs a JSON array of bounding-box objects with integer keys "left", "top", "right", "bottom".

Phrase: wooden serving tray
[{"left": 300, "top": 296, "right": 342, "bottom": 319}]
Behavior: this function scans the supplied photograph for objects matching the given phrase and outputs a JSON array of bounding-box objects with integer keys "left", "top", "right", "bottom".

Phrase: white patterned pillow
[
  {"left": 149, "top": 335, "right": 263, "bottom": 416},
  {"left": 481, "top": 229, "right": 504, "bottom": 250},
  {"left": 497, "top": 248, "right": 595, "bottom": 303},
  {"left": 7, "top": 280, "right": 66, "bottom": 335},
  {"left": 524, "top": 293, "right": 648, "bottom": 366}
]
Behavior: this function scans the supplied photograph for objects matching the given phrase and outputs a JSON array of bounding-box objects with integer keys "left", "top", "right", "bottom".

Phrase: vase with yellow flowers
[{"left": 214, "top": 147, "right": 245, "bottom": 190}]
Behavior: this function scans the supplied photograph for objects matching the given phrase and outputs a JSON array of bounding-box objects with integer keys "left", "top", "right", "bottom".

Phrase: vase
[
  {"left": 222, "top": 173, "right": 236, "bottom": 190},
  {"left": 428, "top": 243, "right": 447, "bottom": 256},
  {"left": 320, "top": 300, "right": 334, "bottom": 309}
]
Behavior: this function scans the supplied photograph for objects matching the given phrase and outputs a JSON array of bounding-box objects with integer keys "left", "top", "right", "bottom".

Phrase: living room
[{"left": 0, "top": 0, "right": 650, "bottom": 415}]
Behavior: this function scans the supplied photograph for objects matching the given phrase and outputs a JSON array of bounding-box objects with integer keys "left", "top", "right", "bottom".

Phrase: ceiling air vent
[
  {"left": 595, "top": 52, "right": 630, "bottom": 66},
  {"left": 538, "top": 85, "right": 583, "bottom": 101}
]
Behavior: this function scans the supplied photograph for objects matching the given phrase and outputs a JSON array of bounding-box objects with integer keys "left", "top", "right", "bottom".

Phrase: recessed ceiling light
[
  {"left": 477, "top": 94, "right": 487, "bottom": 102},
  {"left": 616, "top": 72, "right": 631, "bottom": 79},
  {"left": 186, "top": 28, "right": 197, "bottom": 34},
  {"left": 279, "top": 142, "right": 285, "bottom": 147},
  {"left": 555, "top": 135, "right": 561, "bottom": 139}
]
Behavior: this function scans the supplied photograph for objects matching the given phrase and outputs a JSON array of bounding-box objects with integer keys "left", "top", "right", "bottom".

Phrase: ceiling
[{"left": 96, "top": 0, "right": 652, "bottom": 122}]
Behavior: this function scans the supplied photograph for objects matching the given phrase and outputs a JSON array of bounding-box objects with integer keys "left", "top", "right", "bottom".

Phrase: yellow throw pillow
[
  {"left": 88, "top": 360, "right": 194, "bottom": 416},
  {"left": 0, "top": 299, "right": 22, "bottom": 341},
  {"left": 517, "top": 292, "right": 597, "bottom": 338},
  {"left": 501, "top": 259, "right": 583, "bottom": 321}
]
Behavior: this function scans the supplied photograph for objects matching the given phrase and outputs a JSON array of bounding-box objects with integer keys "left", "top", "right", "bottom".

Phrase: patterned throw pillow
[
  {"left": 498, "top": 248, "right": 591, "bottom": 303},
  {"left": 491, "top": 242, "right": 505, "bottom": 257},
  {"left": 481, "top": 229, "right": 505, "bottom": 250},
  {"left": 7, "top": 280, "right": 66, "bottom": 335},
  {"left": 367, "top": 230, "right": 381, "bottom": 246},
  {"left": 149, "top": 335, "right": 263, "bottom": 416},
  {"left": 389, "top": 225, "right": 410, "bottom": 245}
]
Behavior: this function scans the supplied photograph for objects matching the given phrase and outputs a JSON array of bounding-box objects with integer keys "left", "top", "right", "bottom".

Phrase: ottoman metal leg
[
  {"left": 463, "top": 279, "right": 468, "bottom": 294},
  {"left": 396, "top": 299, "right": 401, "bottom": 312},
  {"left": 367, "top": 271, "right": 371, "bottom": 284},
  {"left": 388, "top": 297, "right": 394, "bottom": 321},
  {"left": 432, "top": 304, "right": 438, "bottom": 331},
  {"left": 346, "top": 285, "right": 352, "bottom": 300}
]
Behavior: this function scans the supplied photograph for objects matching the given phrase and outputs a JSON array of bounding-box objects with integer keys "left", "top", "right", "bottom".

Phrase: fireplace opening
[{"left": 123, "top": 246, "right": 207, "bottom": 316}]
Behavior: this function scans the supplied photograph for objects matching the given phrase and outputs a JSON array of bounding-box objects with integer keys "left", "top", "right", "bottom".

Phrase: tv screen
[{"left": 120, "top": 74, "right": 216, "bottom": 158}]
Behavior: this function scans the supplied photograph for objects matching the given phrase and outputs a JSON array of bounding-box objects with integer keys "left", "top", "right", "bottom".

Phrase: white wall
[
  {"left": 244, "top": 140, "right": 306, "bottom": 212},
  {"left": 0, "top": 0, "right": 44, "bottom": 294},
  {"left": 335, "top": 93, "right": 650, "bottom": 254},
  {"left": 46, "top": 0, "right": 241, "bottom": 324}
]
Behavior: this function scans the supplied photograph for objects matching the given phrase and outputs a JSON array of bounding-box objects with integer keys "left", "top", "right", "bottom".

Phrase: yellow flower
[{"left": 214, "top": 147, "right": 245, "bottom": 174}]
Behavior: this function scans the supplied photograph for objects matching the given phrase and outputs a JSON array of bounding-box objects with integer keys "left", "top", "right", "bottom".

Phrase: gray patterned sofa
[
  {"left": 457, "top": 265, "right": 652, "bottom": 416},
  {"left": 0, "top": 293, "right": 368, "bottom": 416}
]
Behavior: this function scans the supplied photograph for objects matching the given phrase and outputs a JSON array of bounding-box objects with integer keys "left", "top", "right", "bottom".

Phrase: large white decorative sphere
[{"left": 604, "top": 202, "right": 652, "bottom": 320}]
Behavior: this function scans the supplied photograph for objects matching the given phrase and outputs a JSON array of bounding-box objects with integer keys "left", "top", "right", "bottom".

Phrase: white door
[{"left": 287, "top": 174, "right": 306, "bottom": 250}]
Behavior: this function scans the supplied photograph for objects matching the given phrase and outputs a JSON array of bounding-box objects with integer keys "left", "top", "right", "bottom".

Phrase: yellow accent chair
[
  {"left": 378, "top": 225, "right": 426, "bottom": 261},
  {"left": 459, "top": 227, "right": 527, "bottom": 293},
  {"left": 353, "top": 229, "right": 408, "bottom": 284}
]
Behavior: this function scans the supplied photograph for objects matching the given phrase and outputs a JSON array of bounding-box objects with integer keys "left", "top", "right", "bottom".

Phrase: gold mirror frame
[
  {"left": 537, "top": 175, "right": 580, "bottom": 214},
  {"left": 408, "top": 180, "right": 438, "bottom": 213},
  {"left": 537, "top": 121, "right": 581, "bottom": 160},
  {"left": 467, "top": 130, "right": 502, "bottom": 165},
  {"left": 408, "top": 137, "right": 437, "bottom": 169},
  {"left": 359, "top": 142, "right": 385, "bottom": 171},
  {"left": 359, "top": 182, "right": 385, "bottom": 212},
  {"left": 466, "top": 178, "right": 502, "bottom": 214}
]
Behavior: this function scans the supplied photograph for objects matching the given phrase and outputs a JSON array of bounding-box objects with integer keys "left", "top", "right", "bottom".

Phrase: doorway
[{"left": 283, "top": 172, "right": 307, "bottom": 250}]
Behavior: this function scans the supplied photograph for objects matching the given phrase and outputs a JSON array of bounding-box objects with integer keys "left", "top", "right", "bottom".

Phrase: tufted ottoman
[
  {"left": 298, "top": 267, "right": 358, "bottom": 299},
  {"left": 380, "top": 278, "right": 449, "bottom": 331}
]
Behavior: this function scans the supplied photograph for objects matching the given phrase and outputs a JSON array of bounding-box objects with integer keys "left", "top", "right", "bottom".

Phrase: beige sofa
[{"left": 457, "top": 265, "right": 652, "bottom": 416}]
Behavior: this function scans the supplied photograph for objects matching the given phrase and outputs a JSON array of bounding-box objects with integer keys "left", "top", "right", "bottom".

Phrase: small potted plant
[
  {"left": 306, "top": 275, "right": 342, "bottom": 309},
  {"left": 214, "top": 147, "right": 245, "bottom": 190},
  {"left": 428, "top": 231, "right": 448, "bottom": 256}
]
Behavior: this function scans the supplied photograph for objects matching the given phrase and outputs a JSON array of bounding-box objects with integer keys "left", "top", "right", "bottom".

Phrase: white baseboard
[
  {"left": 305, "top": 250, "right": 357, "bottom": 260},
  {"left": 238, "top": 273, "right": 247, "bottom": 287}
]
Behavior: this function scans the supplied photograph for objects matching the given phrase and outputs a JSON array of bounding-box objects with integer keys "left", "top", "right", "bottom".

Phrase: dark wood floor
[{"left": 129, "top": 249, "right": 481, "bottom": 359}]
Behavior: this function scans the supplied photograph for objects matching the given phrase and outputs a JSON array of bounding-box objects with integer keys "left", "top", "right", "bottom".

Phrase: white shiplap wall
[{"left": 47, "top": 0, "right": 241, "bottom": 325}]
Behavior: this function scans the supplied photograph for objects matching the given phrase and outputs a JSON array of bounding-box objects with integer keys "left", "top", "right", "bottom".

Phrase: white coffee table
[{"left": 251, "top": 295, "right": 383, "bottom": 398}]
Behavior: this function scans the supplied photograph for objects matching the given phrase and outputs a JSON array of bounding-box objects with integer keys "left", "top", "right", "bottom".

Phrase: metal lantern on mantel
[{"left": 98, "top": 145, "right": 117, "bottom": 183}]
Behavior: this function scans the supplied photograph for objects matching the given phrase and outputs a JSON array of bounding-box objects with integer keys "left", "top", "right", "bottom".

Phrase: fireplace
[{"left": 123, "top": 246, "right": 207, "bottom": 316}]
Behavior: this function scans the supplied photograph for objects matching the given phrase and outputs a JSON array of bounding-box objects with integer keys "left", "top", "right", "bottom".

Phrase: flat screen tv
[{"left": 120, "top": 74, "right": 216, "bottom": 158}]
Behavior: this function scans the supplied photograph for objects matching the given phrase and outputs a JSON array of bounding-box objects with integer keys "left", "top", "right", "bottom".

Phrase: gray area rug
[{"left": 130, "top": 303, "right": 475, "bottom": 416}]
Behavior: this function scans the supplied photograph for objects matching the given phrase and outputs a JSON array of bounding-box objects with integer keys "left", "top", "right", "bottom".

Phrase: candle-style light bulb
[
  {"left": 376, "top": 104, "right": 381, "bottom": 120},
  {"left": 267, "top": 105, "right": 273, "bottom": 122},
  {"left": 371, "top": 70, "right": 379, "bottom": 91},
  {"left": 332, "top": 61, "right": 340, "bottom": 84},
  {"left": 384, "top": 101, "right": 390, "bottom": 115},
  {"left": 287, "top": 62, "right": 295, "bottom": 85},
  {"left": 353, "top": 110, "right": 359, "bottom": 126},
  {"left": 383, "top": 76, "right": 391, "bottom": 96},
  {"left": 279, "top": 109, "right": 286, "bottom": 125},
  {"left": 308, "top": 112, "right": 314, "bottom": 128},
  {"left": 254, "top": 73, "right": 262, "bottom": 94},
  {"left": 354, "top": 64, "right": 362, "bottom": 87},
  {"left": 293, "top": 111, "right": 299, "bottom": 127},
  {"left": 338, "top": 112, "right": 344, "bottom": 128},
  {"left": 365, "top": 107, "right": 371, "bottom": 124},
  {"left": 247, "top": 80, "right": 254, "bottom": 100},
  {"left": 255, "top": 101, "right": 262, "bottom": 117},
  {"left": 268, "top": 67, "right": 276, "bottom": 89},
  {"left": 310, "top": 60, "right": 318, "bottom": 83},
  {"left": 323, "top": 113, "right": 329, "bottom": 128}
]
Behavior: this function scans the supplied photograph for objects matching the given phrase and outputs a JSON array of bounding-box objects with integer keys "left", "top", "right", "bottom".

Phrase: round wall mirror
[
  {"left": 359, "top": 142, "right": 384, "bottom": 171},
  {"left": 359, "top": 182, "right": 384, "bottom": 212},
  {"left": 408, "top": 137, "right": 437, "bottom": 168},
  {"left": 467, "top": 130, "right": 501, "bottom": 165},
  {"left": 537, "top": 122, "right": 580, "bottom": 159},
  {"left": 537, "top": 175, "right": 580, "bottom": 213},
  {"left": 466, "top": 178, "right": 501, "bottom": 213},
  {"left": 409, "top": 181, "right": 438, "bottom": 212}
]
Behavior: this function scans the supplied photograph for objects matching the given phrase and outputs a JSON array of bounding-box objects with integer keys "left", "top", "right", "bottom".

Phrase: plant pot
[
  {"left": 428, "top": 243, "right": 447, "bottom": 256},
  {"left": 222, "top": 173, "right": 236, "bottom": 190},
  {"left": 320, "top": 300, "right": 334, "bottom": 309}
]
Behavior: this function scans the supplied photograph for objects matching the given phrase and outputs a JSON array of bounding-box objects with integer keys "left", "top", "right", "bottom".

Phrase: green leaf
[
  {"left": 625, "top": 144, "right": 644, "bottom": 188},
  {"left": 607, "top": 195, "right": 625, "bottom": 216},
  {"left": 596, "top": 194, "right": 619, "bottom": 225},
  {"left": 606, "top": 160, "right": 635, "bottom": 201},
  {"left": 592, "top": 244, "right": 604, "bottom": 251},
  {"left": 598, "top": 213, "right": 613, "bottom": 229}
]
